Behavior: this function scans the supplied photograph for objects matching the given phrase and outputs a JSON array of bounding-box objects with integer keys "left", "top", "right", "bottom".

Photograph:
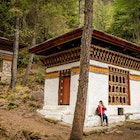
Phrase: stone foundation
[{"left": 37, "top": 106, "right": 140, "bottom": 128}]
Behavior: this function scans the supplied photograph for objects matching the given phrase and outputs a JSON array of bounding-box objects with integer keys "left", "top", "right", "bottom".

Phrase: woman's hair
[{"left": 99, "top": 100, "right": 103, "bottom": 104}]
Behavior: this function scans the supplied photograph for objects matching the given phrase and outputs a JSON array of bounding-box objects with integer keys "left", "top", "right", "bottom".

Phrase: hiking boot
[{"left": 106, "top": 124, "right": 108, "bottom": 126}]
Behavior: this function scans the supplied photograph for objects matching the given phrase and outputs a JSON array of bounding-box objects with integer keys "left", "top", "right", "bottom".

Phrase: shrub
[
  {"left": 27, "top": 101, "right": 37, "bottom": 108},
  {"left": 0, "top": 127, "right": 6, "bottom": 136},
  {"left": 21, "top": 93, "right": 30, "bottom": 100},
  {"left": 7, "top": 102, "right": 19, "bottom": 110}
]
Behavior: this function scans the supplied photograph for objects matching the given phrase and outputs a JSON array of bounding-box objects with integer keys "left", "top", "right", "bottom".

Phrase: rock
[
  {"left": 23, "top": 113, "right": 35, "bottom": 118},
  {"left": 105, "top": 128, "right": 118, "bottom": 134},
  {"left": 30, "top": 91, "right": 44, "bottom": 102},
  {"left": 130, "top": 126, "right": 140, "bottom": 130},
  {"left": 115, "top": 130, "right": 123, "bottom": 134}
]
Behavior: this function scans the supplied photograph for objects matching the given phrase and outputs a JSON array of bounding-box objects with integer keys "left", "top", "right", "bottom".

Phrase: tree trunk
[
  {"left": 78, "top": 0, "right": 83, "bottom": 27},
  {"left": 10, "top": 16, "right": 20, "bottom": 89},
  {"left": 21, "top": 0, "right": 37, "bottom": 86},
  {"left": 134, "top": 0, "right": 140, "bottom": 44},
  {"left": 21, "top": 31, "right": 36, "bottom": 86},
  {"left": 69, "top": 0, "right": 93, "bottom": 140},
  {"left": 21, "top": 53, "right": 34, "bottom": 86}
]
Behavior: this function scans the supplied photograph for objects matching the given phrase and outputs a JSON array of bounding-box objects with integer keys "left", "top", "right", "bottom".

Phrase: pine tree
[{"left": 69, "top": 0, "right": 93, "bottom": 139}]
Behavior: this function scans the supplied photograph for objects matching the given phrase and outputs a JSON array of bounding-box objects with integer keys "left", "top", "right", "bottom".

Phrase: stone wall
[{"left": 0, "top": 60, "right": 11, "bottom": 83}]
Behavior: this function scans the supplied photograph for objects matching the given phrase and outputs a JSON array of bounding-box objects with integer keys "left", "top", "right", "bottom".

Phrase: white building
[
  {"left": 0, "top": 37, "right": 27, "bottom": 83},
  {"left": 30, "top": 28, "right": 140, "bottom": 127}
]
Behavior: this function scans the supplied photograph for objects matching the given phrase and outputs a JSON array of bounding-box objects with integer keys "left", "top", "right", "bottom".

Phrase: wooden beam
[
  {"left": 93, "top": 30, "right": 140, "bottom": 52},
  {"left": 29, "top": 28, "right": 83, "bottom": 54}
]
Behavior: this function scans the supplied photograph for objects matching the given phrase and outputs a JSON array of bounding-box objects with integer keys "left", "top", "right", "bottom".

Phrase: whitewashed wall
[
  {"left": 128, "top": 80, "right": 140, "bottom": 113},
  {"left": 43, "top": 62, "right": 80, "bottom": 111},
  {"left": 39, "top": 59, "right": 140, "bottom": 127},
  {"left": 46, "top": 62, "right": 80, "bottom": 73},
  {"left": 69, "top": 74, "right": 79, "bottom": 113},
  {"left": 87, "top": 72, "right": 108, "bottom": 116},
  {"left": 43, "top": 78, "right": 59, "bottom": 107}
]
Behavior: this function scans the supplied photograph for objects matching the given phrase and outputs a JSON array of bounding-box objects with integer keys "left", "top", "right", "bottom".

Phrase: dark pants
[{"left": 99, "top": 114, "right": 108, "bottom": 126}]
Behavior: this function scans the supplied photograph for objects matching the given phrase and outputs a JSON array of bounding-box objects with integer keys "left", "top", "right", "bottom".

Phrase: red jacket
[{"left": 98, "top": 105, "right": 107, "bottom": 115}]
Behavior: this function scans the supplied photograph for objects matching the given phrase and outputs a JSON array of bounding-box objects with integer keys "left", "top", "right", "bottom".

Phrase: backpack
[{"left": 95, "top": 107, "right": 100, "bottom": 116}]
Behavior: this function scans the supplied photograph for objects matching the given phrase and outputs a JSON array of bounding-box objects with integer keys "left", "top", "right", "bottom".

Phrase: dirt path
[
  {"left": 1, "top": 76, "right": 140, "bottom": 139},
  {"left": 0, "top": 87, "right": 140, "bottom": 140},
  {"left": 0, "top": 107, "right": 140, "bottom": 140},
  {"left": 0, "top": 108, "right": 71, "bottom": 140}
]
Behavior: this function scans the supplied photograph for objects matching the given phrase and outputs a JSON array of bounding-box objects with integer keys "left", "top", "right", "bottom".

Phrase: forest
[
  {"left": 1, "top": 0, "right": 140, "bottom": 86},
  {"left": 0, "top": 0, "right": 140, "bottom": 140},
  {"left": 1, "top": 0, "right": 140, "bottom": 44}
]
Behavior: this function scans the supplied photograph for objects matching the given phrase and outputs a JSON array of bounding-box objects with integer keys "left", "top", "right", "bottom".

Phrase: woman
[{"left": 97, "top": 100, "right": 108, "bottom": 126}]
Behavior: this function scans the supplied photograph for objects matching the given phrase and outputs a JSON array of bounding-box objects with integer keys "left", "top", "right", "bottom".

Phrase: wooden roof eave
[
  {"left": 93, "top": 30, "right": 140, "bottom": 52},
  {"left": 29, "top": 28, "right": 83, "bottom": 55},
  {"left": 0, "top": 37, "right": 28, "bottom": 51},
  {"left": 29, "top": 28, "right": 140, "bottom": 56}
]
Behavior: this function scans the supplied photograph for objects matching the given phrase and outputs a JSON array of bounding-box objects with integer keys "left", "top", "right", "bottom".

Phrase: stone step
[
  {"left": 37, "top": 106, "right": 71, "bottom": 121},
  {"left": 43, "top": 105, "right": 69, "bottom": 111},
  {"left": 83, "top": 121, "right": 124, "bottom": 136}
]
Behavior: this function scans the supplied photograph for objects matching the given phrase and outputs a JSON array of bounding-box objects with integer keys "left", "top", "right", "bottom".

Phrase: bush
[
  {"left": 7, "top": 102, "right": 19, "bottom": 110},
  {"left": 22, "top": 130, "right": 41, "bottom": 139},
  {"left": 35, "top": 71, "right": 45, "bottom": 84},
  {"left": 27, "top": 101, "right": 37, "bottom": 108},
  {"left": 7, "top": 94, "right": 15, "bottom": 101},
  {"left": 0, "top": 127, "right": 6, "bottom": 136},
  {"left": 18, "top": 49, "right": 29, "bottom": 67}
]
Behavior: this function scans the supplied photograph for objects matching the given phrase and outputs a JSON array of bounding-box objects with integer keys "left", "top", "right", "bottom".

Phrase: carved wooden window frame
[{"left": 108, "top": 66, "right": 130, "bottom": 105}]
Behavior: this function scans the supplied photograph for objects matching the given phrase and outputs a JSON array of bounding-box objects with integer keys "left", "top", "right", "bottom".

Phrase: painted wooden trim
[
  {"left": 130, "top": 74, "right": 140, "bottom": 81},
  {"left": 40, "top": 45, "right": 140, "bottom": 71},
  {"left": 45, "top": 66, "right": 140, "bottom": 80},
  {"left": 46, "top": 71, "right": 59, "bottom": 78},
  {"left": 71, "top": 67, "right": 80, "bottom": 73},
  {"left": 90, "top": 45, "right": 140, "bottom": 71},
  {"left": 71, "top": 66, "right": 109, "bottom": 74},
  {"left": 89, "top": 65, "right": 108, "bottom": 74},
  {"left": 0, "top": 53, "right": 13, "bottom": 61},
  {"left": 0, "top": 50, "right": 13, "bottom": 55},
  {"left": 46, "top": 66, "right": 108, "bottom": 79}
]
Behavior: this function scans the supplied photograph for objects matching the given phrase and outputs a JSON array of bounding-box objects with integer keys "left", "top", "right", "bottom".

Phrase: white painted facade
[{"left": 38, "top": 60, "right": 140, "bottom": 127}]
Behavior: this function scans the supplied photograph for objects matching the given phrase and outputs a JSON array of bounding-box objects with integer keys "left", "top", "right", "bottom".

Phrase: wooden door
[
  {"left": 58, "top": 75, "right": 70, "bottom": 105},
  {"left": 62, "top": 76, "right": 70, "bottom": 105}
]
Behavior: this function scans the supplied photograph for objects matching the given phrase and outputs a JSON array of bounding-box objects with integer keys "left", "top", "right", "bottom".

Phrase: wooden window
[
  {"left": 108, "top": 66, "right": 130, "bottom": 105},
  {"left": 0, "top": 59, "right": 3, "bottom": 72},
  {"left": 58, "top": 69, "right": 71, "bottom": 105}
]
